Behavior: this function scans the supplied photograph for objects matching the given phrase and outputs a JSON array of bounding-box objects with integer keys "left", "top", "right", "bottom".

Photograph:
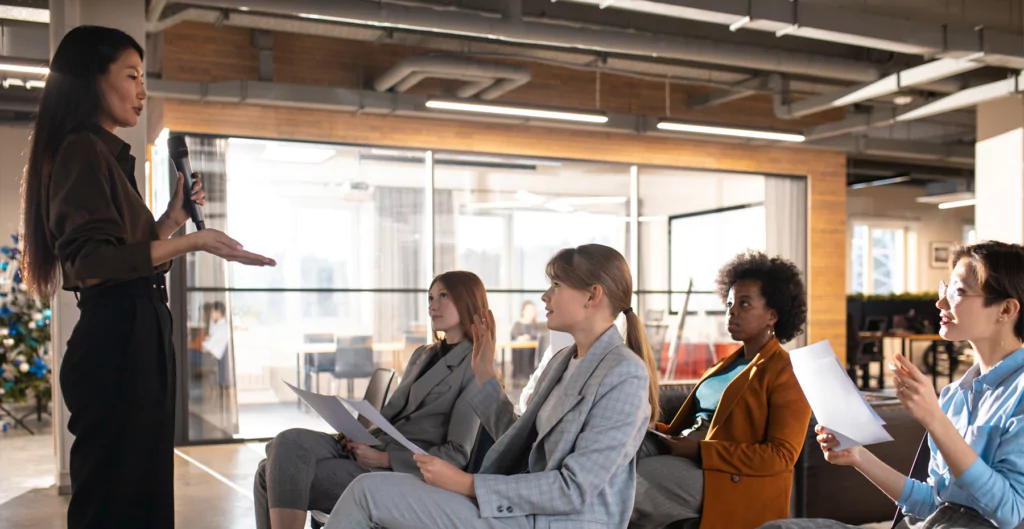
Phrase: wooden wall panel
[
  {"left": 158, "top": 100, "right": 848, "bottom": 361},
  {"left": 161, "top": 23, "right": 845, "bottom": 132}
]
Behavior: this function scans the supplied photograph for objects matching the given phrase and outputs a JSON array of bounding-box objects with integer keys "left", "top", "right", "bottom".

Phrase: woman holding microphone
[{"left": 20, "top": 26, "right": 274, "bottom": 529}]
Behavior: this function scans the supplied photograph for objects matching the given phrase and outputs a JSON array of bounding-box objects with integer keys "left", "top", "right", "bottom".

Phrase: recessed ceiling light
[{"left": 893, "top": 95, "right": 914, "bottom": 106}]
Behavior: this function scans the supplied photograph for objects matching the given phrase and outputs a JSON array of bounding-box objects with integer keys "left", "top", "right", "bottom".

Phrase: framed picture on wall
[{"left": 930, "top": 242, "right": 953, "bottom": 268}]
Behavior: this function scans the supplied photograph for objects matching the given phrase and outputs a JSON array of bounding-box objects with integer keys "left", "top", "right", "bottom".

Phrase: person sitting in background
[
  {"left": 760, "top": 241, "right": 1024, "bottom": 529},
  {"left": 510, "top": 300, "right": 541, "bottom": 387},
  {"left": 202, "top": 301, "right": 231, "bottom": 387},
  {"left": 631, "top": 251, "right": 812, "bottom": 529},
  {"left": 253, "top": 271, "right": 488, "bottom": 529}
]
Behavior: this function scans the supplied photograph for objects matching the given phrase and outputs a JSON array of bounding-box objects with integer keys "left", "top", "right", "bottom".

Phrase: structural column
[
  {"left": 975, "top": 95, "right": 1024, "bottom": 244},
  {"left": 49, "top": 0, "right": 149, "bottom": 495}
]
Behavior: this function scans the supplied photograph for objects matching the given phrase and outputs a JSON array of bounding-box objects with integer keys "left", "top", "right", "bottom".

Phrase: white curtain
[{"left": 765, "top": 175, "right": 808, "bottom": 347}]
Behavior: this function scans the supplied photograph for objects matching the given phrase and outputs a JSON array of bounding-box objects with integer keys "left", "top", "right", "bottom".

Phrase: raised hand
[
  {"left": 470, "top": 311, "right": 498, "bottom": 385},
  {"left": 891, "top": 353, "right": 943, "bottom": 430}
]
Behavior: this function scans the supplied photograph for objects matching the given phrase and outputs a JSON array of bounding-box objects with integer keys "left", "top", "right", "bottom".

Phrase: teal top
[{"left": 694, "top": 357, "right": 753, "bottom": 422}]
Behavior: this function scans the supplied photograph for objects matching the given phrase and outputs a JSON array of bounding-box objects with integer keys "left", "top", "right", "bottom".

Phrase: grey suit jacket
[
  {"left": 469, "top": 325, "right": 652, "bottom": 529},
  {"left": 373, "top": 341, "right": 481, "bottom": 477}
]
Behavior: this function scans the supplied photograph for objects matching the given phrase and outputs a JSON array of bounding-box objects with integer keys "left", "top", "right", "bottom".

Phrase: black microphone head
[{"left": 168, "top": 135, "right": 189, "bottom": 158}]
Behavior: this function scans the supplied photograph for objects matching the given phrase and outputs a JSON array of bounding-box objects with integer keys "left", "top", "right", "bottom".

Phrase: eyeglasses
[{"left": 938, "top": 280, "right": 988, "bottom": 305}]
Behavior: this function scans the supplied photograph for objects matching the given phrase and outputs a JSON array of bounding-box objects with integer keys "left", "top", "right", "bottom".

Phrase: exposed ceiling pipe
[
  {"left": 146, "top": 78, "right": 974, "bottom": 166},
  {"left": 159, "top": 0, "right": 887, "bottom": 84},
  {"left": 148, "top": 0, "right": 170, "bottom": 25},
  {"left": 374, "top": 55, "right": 532, "bottom": 100},
  {"left": 562, "top": 0, "right": 1024, "bottom": 70},
  {"left": 774, "top": 58, "right": 981, "bottom": 119}
]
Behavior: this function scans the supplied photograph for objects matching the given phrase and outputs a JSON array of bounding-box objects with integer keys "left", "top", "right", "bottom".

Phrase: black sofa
[{"left": 658, "top": 384, "right": 925, "bottom": 525}]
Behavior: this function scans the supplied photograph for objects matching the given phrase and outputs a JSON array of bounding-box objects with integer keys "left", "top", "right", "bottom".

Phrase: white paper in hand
[
  {"left": 342, "top": 398, "right": 427, "bottom": 455},
  {"left": 789, "top": 340, "right": 893, "bottom": 449},
  {"left": 285, "top": 382, "right": 379, "bottom": 446}
]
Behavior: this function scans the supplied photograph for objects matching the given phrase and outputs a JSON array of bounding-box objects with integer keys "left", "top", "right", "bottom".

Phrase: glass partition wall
[{"left": 153, "top": 134, "right": 806, "bottom": 444}]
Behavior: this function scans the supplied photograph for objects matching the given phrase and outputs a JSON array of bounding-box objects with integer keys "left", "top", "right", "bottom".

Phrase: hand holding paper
[
  {"left": 789, "top": 341, "right": 893, "bottom": 450},
  {"left": 342, "top": 398, "right": 427, "bottom": 455},
  {"left": 285, "top": 382, "right": 379, "bottom": 446}
]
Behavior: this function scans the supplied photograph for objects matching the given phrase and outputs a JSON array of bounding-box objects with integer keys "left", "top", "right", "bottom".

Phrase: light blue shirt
[
  {"left": 898, "top": 348, "right": 1024, "bottom": 528},
  {"left": 694, "top": 357, "right": 752, "bottom": 422}
]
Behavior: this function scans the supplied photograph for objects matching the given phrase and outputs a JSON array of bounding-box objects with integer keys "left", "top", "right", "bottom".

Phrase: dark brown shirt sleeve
[{"left": 48, "top": 134, "right": 154, "bottom": 286}]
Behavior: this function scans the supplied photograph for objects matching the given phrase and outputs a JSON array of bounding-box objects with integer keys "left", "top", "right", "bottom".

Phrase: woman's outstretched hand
[
  {"left": 471, "top": 311, "right": 498, "bottom": 386},
  {"left": 193, "top": 229, "right": 276, "bottom": 267}
]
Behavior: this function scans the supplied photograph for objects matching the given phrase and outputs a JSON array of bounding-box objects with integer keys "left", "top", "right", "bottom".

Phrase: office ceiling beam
[
  {"left": 562, "top": 0, "right": 1024, "bottom": 69},
  {"left": 775, "top": 58, "right": 981, "bottom": 119},
  {"left": 156, "top": 0, "right": 886, "bottom": 83},
  {"left": 687, "top": 75, "right": 770, "bottom": 109}
]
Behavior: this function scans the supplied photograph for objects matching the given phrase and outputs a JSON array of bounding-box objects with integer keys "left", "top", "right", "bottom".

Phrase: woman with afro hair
[{"left": 630, "top": 251, "right": 813, "bottom": 529}]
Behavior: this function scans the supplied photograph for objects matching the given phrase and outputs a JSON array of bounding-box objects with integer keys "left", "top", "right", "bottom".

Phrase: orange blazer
[{"left": 656, "top": 338, "right": 812, "bottom": 529}]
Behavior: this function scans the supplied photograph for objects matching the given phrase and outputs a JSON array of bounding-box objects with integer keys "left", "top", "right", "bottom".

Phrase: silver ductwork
[
  {"left": 152, "top": 0, "right": 887, "bottom": 84},
  {"left": 374, "top": 56, "right": 531, "bottom": 100}
]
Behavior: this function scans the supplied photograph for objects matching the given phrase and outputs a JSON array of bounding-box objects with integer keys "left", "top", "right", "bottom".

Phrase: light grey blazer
[
  {"left": 469, "top": 325, "right": 652, "bottom": 529},
  {"left": 373, "top": 340, "right": 481, "bottom": 476}
]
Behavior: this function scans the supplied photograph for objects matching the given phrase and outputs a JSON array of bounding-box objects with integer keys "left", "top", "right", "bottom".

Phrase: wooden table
[
  {"left": 496, "top": 340, "right": 539, "bottom": 384},
  {"left": 372, "top": 341, "right": 406, "bottom": 374},
  {"left": 858, "top": 332, "right": 951, "bottom": 390}
]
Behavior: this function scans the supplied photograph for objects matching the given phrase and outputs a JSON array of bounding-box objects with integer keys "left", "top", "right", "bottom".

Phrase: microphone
[{"left": 167, "top": 135, "right": 206, "bottom": 231}]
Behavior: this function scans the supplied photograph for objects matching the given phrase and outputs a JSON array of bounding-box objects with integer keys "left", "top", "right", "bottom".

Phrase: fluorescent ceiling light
[
  {"left": 2, "top": 79, "right": 25, "bottom": 88},
  {"left": 0, "top": 64, "right": 48, "bottom": 76},
  {"left": 0, "top": 6, "right": 49, "bottom": 23},
  {"left": 261, "top": 144, "right": 337, "bottom": 164},
  {"left": 915, "top": 191, "right": 974, "bottom": 205},
  {"left": 848, "top": 176, "right": 911, "bottom": 189},
  {"left": 938, "top": 199, "right": 976, "bottom": 209},
  {"left": 657, "top": 121, "right": 805, "bottom": 142},
  {"left": 26, "top": 80, "right": 45, "bottom": 90},
  {"left": 426, "top": 99, "right": 609, "bottom": 123}
]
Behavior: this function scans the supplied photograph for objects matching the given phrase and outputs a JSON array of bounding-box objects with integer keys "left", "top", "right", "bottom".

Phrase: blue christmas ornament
[
  {"left": 43, "top": 308, "right": 51, "bottom": 319},
  {"left": 13, "top": 270, "right": 21, "bottom": 284},
  {"left": 9, "top": 234, "right": 17, "bottom": 245},
  {"left": 0, "top": 306, "right": 11, "bottom": 318},
  {"left": 1, "top": 262, "right": 7, "bottom": 271}
]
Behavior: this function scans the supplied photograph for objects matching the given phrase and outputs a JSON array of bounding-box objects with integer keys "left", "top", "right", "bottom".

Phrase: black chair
[
  {"left": 299, "top": 333, "right": 337, "bottom": 402},
  {"left": 849, "top": 315, "right": 888, "bottom": 390},
  {"left": 358, "top": 368, "right": 395, "bottom": 429},
  {"left": 309, "top": 367, "right": 396, "bottom": 529},
  {"left": 335, "top": 335, "right": 376, "bottom": 398}
]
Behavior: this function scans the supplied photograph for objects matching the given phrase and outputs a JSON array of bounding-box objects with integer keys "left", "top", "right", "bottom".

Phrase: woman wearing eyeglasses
[{"left": 760, "top": 241, "right": 1024, "bottom": 529}]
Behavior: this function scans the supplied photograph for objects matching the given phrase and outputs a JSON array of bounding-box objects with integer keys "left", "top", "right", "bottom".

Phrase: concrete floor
[
  {"left": 0, "top": 404, "right": 893, "bottom": 529},
  {"left": 0, "top": 409, "right": 273, "bottom": 529}
]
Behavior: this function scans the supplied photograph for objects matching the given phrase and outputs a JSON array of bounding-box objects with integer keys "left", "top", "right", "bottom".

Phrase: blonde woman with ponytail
[{"left": 327, "top": 244, "right": 657, "bottom": 529}]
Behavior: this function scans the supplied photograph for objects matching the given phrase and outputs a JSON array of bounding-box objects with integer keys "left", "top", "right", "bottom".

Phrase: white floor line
[{"left": 173, "top": 448, "right": 254, "bottom": 500}]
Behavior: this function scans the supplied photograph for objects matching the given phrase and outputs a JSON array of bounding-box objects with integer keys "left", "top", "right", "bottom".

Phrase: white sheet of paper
[
  {"left": 284, "top": 382, "right": 379, "bottom": 446},
  {"left": 789, "top": 340, "right": 894, "bottom": 450},
  {"left": 342, "top": 398, "right": 427, "bottom": 455}
]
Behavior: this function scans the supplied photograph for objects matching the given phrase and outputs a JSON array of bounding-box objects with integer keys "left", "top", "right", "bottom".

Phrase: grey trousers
[
  {"left": 626, "top": 423, "right": 708, "bottom": 529},
  {"left": 254, "top": 428, "right": 379, "bottom": 529},
  {"left": 629, "top": 432, "right": 705, "bottom": 529},
  {"left": 326, "top": 473, "right": 533, "bottom": 529},
  {"left": 757, "top": 503, "right": 998, "bottom": 529}
]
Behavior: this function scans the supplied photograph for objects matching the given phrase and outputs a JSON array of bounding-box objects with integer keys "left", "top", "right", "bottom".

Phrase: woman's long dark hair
[{"left": 20, "top": 26, "right": 143, "bottom": 297}]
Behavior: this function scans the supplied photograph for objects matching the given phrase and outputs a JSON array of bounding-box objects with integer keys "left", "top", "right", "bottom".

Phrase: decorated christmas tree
[{"left": 0, "top": 234, "right": 52, "bottom": 408}]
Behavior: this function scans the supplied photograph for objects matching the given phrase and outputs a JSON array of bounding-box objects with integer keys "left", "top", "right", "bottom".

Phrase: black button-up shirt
[{"left": 46, "top": 126, "right": 170, "bottom": 291}]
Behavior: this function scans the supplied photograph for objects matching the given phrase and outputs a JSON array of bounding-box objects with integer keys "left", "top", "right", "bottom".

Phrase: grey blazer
[
  {"left": 469, "top": 325, "right": 652, "bottom": 529},
  {"left": 373, "top": 340, "right": 481, "bottom": 476}
]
